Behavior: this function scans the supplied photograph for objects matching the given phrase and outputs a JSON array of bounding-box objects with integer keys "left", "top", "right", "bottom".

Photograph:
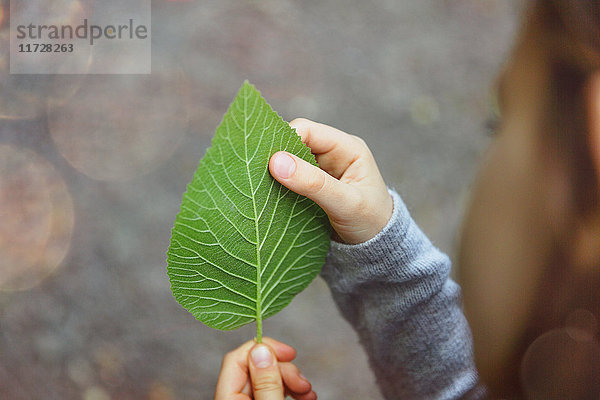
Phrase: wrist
[
  {"left": 332, "top": 188, "right": 407, "bottom": 248},
  {"left": 333, "top": 189, "right": 395, "bottom": 245}
]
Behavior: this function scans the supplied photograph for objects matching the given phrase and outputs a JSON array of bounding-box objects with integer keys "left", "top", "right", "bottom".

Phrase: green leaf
[{"left": 167, "top": 81, "right": 331, "bottom": 341}]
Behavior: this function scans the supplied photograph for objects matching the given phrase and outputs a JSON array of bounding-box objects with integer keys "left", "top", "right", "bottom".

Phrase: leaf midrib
[{"left": 241, "top": 88, "right": 263, "bottom": 342}]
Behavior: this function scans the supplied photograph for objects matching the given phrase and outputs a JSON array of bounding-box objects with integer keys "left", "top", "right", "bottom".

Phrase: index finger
[
  {"left": 289, "top": 118, "right": 367, "bottom": 179},
  {"left": 289, "top": 117, "right": 358, "bottom": 156},
  {"left": 262, "top": 337, "right": 297, "bottom": 362},
  {"left": 215, "top": 340, "right": 255, "bottom": 399}
]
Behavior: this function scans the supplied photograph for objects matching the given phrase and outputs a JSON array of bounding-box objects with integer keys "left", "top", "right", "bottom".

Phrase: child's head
[{"left": 458, "top": 0, "right": 600, "bottom": 396}]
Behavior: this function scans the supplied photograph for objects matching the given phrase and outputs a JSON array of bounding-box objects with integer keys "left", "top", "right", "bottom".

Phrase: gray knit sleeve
[{"left": 320, "top": 188, "right": 487, "bottom": 399}]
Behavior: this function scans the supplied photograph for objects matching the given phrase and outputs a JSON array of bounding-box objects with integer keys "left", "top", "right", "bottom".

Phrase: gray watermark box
[{"left": 10, "top": 0, "right": 151, "bottom": 74}]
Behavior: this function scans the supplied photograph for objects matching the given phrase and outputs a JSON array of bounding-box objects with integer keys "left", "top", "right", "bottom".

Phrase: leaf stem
[{"left": 256, "top": 316, "right": 262, "bottom": 343}]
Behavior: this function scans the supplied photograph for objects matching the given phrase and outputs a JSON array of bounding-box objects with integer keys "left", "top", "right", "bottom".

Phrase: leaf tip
[{"left": 242, "top": 79, "right": 256, "bottom": 92}]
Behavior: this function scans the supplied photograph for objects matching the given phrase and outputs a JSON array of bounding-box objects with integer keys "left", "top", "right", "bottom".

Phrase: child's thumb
[
  {"left": 269, "top": 151, "right": 348, "bottom": 215},
  {"left": 248, "top": 344, "right": 284, "bottom": 400}
]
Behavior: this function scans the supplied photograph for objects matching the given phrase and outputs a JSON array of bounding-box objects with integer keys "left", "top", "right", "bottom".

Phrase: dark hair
[
  {"left": 501, "top": 1, "right": 600, "bottom": 398},
  {"left": 538, "top": 0, "right": 600, "bottom": 217}
]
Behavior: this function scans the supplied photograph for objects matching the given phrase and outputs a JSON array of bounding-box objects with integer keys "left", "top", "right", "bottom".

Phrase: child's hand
[
  {"left": 214, "top": 337, "right": 315, "bottom": 400},
  {"left": 269, "top": 118, "right": 393, "bottom": 244}
]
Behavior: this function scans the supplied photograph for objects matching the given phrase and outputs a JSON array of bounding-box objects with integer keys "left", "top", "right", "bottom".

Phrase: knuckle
[
  {"left": 352, "top": 135, "right": 369, "bottom": 151},
  {"left": 222, "top": 351, "right": 236, "bottom": 364},
  {"left": 305, "top": 172, "right": 327, "bottom": 195},
  {"left": 352, "top": 135, "right": 366, "bottom": 145},
  {"left": 252, "top": 374, "right": 282, "bottom": 393},
  {"left": 349, "top": 192, "right": 367, "bottom": 213},
  {"left": 280, "top": 362, "right": 300, "bottom": 379}
]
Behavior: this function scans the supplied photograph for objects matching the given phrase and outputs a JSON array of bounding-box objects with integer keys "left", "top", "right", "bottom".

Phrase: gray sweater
[{"left": 320, "top": 189, "right": 488, "bottom": 399}]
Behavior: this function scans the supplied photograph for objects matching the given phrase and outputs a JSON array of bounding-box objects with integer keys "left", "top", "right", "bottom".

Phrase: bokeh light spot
[
  {"left": 0, "top": 145, "right": 74, "bottom": 291},
  {"left": 520, "top": 329, "right": 600, "bottom": 400},
  {"left": 148, "top": 381, "right": 175, "bottom": 400},
  {"left": 410, "top": 95, "right": 440, "bottom": 126},
  {"left": 565, "top": 308, "right": 598, "bottom": 341},
  {"left": 67, "top": 357, "right": 95, "bottom": 387},
  {"left": 93, "top": 342, "right": 125, "bottom": 386},
  {"left": 48, "top": 60, "right": 191, "bottom": 181},
  {"left": 0, "top": 0, "right": 90, "bottom": 120},
  {"left": 83, "top": 386, "right": 110, "bottom": 400}
]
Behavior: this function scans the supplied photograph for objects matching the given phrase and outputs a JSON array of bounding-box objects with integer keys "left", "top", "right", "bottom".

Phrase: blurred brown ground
[{"left": 0, "top": 0, "right": 518, "bottom": 398}]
